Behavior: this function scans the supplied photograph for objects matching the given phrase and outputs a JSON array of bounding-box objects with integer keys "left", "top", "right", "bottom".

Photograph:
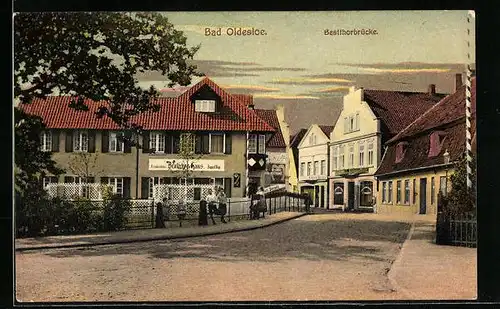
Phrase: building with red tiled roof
[
  {"left": 328, "top": 83, "right": 444, "bottom": 212},
  {"left": 374, "top": 76, "right": 476, "bottom": 216},
  {"left": 21, "top": 77, "right": 276, "bottom": 199}
]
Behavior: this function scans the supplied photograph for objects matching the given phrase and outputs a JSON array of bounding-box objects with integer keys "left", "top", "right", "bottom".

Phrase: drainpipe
[
  {"left": 245, "top": 131, "right": 249, "bottom": 197},
  {"left": 326, "top": 141, "right": 331, "bottom": 209},
  {"left": 135, "top": 133, "right": 140, "bottom": 199}
]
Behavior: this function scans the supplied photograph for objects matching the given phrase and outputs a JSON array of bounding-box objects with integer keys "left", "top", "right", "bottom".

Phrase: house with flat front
[
  {"left": 328, "top": 84, "right": 445, "bottom": 211},
  {"left": 298, "top": 124, "right": 334, "bottom": 208},
  {"left": 23, "top": 77, "right": 275, "bottom": 200},
  {"left": 374, "top": 75, "right": 476, "bottom": 216}
]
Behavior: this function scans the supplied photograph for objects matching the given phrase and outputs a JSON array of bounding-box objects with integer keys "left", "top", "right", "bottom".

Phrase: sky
[{"left": 134, "top": 11, "right": 476, "bottom": 134}]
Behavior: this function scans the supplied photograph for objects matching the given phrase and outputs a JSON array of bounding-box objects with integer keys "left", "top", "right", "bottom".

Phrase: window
[
  {"left": 258, "top": 135, "right": 266, "bottom": 154},
  {"left": 73, "top": 130, "right": 88, "bottom": 152},
  {"left": 339, "top": 146, "right": 345, "bottom": 169},
  {"left": 382, "top": 182, "right": 387, "bottom": 203},
  {"left": 332, "top": 147, "right": 338, "bottom": 171},
  {"left": 248, "top": 134, "right": 257, "bottom": 153},
  {"left": 388, "top": 181, "right": 393, "bottom": 203},
  {"left": 109, "top": 132, "right": 124, "bottom": 152},
  {"left": 210, "top": 134, "right": 224, "bottom": 153},
  {"left": 309, "top": 134, "right": 316, "bottom": 145},
  {"left": 359, "top": 144, "right": 365, "bottom": 166},
  {"left": 42, "top": 176, "right": 58, "bottom": 189},
  {"left": 439, "top": 176, "right": 447, "bottom": 196},
  {"left": 428, "top": 131, "right": 446, "bottom": 158},
  {"left": 413, "top": 179, "right": 417, "bottom": 204},
  {"left": 348, "top": 144, "right": 354, "bottom": 167},
  {"left": 40, "top": 131, "right": 52, "bottom": 152},
  {"left": 313, "top": 161, "right": 318, "bottom": 175},
  {"left": 355, "top": 112, "right": 360, "bottom": 131},
  {"left": 396, "top": 180, "right": 402, "bottom": 204},
  {"left": 108, "top": 177, "right": 124, "bottom": 196},
  {"left": 404, "top": 180, "right": 410, "bottom": 204},
  {"left": 395, "top": 142, "right": 408, "bottom": 163},
  {"left": 150, "top": 131, "right": 165, "bottom": 153},
  {"left": 195, "top": 100, "right": 216, "bottom": 112},
  {"left": 368, "top": 142, "right": 374, "bottom": 165},
  {"left": 350, "top": 117, "right": 354, "bottom": 131},
  {"left": 307, "top": 162, "right": 311, "bottom": 176},
  {"left": 321, "top": 160, "right": 326, "bottom": 175},
  {"left": 360, "top": 181, "right": 373, "bottom": 206},
  {"left": 431, "top": 177, "right": 435, "bottom": 204},
  {"left": 334, "top": 183, "right": 344, "bottom": 205},
  {"left": 300, "top": 163, "right": 305, "bottom": 177}
]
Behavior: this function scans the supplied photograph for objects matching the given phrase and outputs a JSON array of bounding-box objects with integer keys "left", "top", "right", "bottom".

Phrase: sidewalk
[
  {"left": 16, "top": 211, "right": 307, "bottom": 251},
  {"left": 388, "top": 220, "right": 477, "bottom": 300}
]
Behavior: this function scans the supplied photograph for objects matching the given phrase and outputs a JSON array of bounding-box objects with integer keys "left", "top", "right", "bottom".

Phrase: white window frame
[
  {"left": 195, "top": 100, "right": 216, "bottom": 112},
  {"left": 42, "top": 176, "right": 57, "bottom": 189},
  {"left": 149, "top": 177, "right": 165, "bottom": 199},
  {"left": 348, "top": 144, "right": 354, "bottom": 167},
  {"left": 404, "top": 179, "right": 410, "bottom": 204},
  {"left": 355, "top": 112, "right": 360, "bottom": 131},
  {"left": 313, "top": 161, "right": 318, "bottom": 175},
  {"left": 332, "top": 146, "right": 338, "bottom": 171},
  {"left": 40, "top": 131, "right": 52, "bottom": 152},
  {"left": 150, "top": 131, "right": 165, "bottom": 153},
  {"left": 359, "top": 144, "right": 365, "bottom": 167},
  {"left": 300, "top": 162, "right": 305, "bottom": 177},
  {"left": 73, "top": 130, "right": 88, "bottom": 152},
  {"left": 109, "top": 131, "right": 124, "bottom": 153},
  {"left": 108, "top": 177, "right": 124, "bottom": 196},
  {"left": 339, "top": 145, "right": 345, "bottom": 169},
  {"left": 382, "top": 182, "right": 387, "bottom": 203},
  {"left": 248, "top": 134, "right": 257, "bottom": 154},
  {"left": 307, "top": 162, "right": 311, "bottom": 176},
  {"left": 209, "top": 133, "right": 225, "bottom": 154},
  {"left": 258, "top": 134, "right": 266, "bottom": 154},
  {"left": 368, "top": 142, "right": 374, "bottom": 165},
  {"left": 321, "top": 160, "right": 326, "bottom": 175}
]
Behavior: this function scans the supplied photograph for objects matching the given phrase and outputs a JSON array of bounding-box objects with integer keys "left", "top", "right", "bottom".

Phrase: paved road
[{"left": 16, "top": 213, "right": 411, "bottom": 302}]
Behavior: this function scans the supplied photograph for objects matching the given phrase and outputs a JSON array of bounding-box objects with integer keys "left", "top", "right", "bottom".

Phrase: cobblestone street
[{"left": 16, "top": 214, "right": 413, "bottom": 302}]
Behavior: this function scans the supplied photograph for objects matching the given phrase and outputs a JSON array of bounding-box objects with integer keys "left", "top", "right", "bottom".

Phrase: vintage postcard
[{"left": 14, "top": 10, "right": 476, "bottom": 302}]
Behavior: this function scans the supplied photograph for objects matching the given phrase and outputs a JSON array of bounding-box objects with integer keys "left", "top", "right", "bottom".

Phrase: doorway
[
  {"left": 419, "top": 178, "right": 427, "bottom": 214},
  {"left": 314, "top": 186, "right": 320, "bottom": 207},
  {"left": 347, "top": 181, "right": 355, "bottom": 211},
  {"left": 320, "top": 186, "right": 325, "bottom": 208}
]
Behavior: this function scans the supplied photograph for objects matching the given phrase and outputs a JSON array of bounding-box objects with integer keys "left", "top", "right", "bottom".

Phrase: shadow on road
[{"left": 31, "top": 217, "right": 411, "bottom": 264}]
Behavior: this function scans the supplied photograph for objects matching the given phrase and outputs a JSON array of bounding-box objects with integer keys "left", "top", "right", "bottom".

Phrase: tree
[
  {"left": 14, "top": 12, "right": 201, "bottom": 130},
  {"left": 68, "top": 152, "right": 105, "bottom": 199},
  {"left": 176, "top": 133, "right": 203, "bottom": 204},
  {"left": 443, "top": 155, "right": 476, "bottom": 215}
]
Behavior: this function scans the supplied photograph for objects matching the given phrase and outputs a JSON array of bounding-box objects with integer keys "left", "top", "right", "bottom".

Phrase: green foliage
[
  {"left": 102, "top": 195, "right": 132, "bottom": 231},
  {"left": 14, "top": 12, "right": 201, "bottom": 130},
  {"left": 441, "top": 155, "right": 476, "bottom": 215}
]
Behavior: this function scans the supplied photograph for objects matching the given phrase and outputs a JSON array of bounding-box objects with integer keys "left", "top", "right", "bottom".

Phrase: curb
[
  {"left": 16, "top": 213, "right": 308, "bottom": 252},
  {"left": 387, "top": 218, "right": 416, "bottom": 299}
]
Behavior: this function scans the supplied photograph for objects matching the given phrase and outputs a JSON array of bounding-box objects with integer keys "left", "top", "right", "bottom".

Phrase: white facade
[
  {"left": 298, "top": 124, "right": 330, "bottom": 207},
  {"left": 329, "top": 87, "right": 382, "bottom": 210}
]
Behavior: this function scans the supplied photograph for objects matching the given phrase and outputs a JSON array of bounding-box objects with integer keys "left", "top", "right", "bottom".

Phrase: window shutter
[
  {"left": 224, "top": 177, "right": 232, "bottom": 198},
  {"left": 64, "top": 176, "right": 72, "bottom": 183},
  {"left": 65, "top": 130, "right": 73, "bottom": 152},
  {"left": 141, "top": 177, "right": 150, "bottom": 199},
  {"left": 201, "top": 134, "right": 209, "bottom": 154},
  {"left": 88, "top": 131, "right": 96, "bottom": 153},
  {"left": 51, "top": 130, "right": 60, "bottom": 152},
  {"left": 124, "top": 131, "right": 132, "bottom": 153},
  {"left": 123, "top": 177, "right": 131, "bottom": 198},
  {"left": 165, "top": 134, "right": 172, "bottom": 154},
  {"left": 195, "top": 134, "right": 202, "bottom": 154},
  {"left": 101, "top": 131, "right": 109, "bottom": 153},
  {"left": 142, "top": 132, "right": 150, "bottom": 153},
  {"left": 224, "top": 133, "right": 232, "bottom": 154},
  {"left": 172, "top": 134, "right": 180, "bottom": 154}
]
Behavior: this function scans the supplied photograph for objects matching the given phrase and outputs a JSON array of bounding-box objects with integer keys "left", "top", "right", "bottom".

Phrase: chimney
[
  {"left": 455, "top": 73, "right": 463, "bottom": 92},
  {"left": 428, "top": 84, "right": 436, "bottom": 95}
]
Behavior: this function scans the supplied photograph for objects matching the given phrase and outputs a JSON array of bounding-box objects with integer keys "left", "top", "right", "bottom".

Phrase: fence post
[
  {"left": 228, "top": 199, "right": 231, "bottom": 222},
  {"left": 151, "top": 200, "right": 155, "bottom": 228}
]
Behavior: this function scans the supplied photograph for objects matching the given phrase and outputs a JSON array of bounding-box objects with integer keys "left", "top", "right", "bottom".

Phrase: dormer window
[
  {"left": 395, "top": 141, "right": 409, "bottom": 163},
  {"left": 428, "top": 131, "right": 446, "bottom": 158},
  {"left": 195, "top": 100, "right": 216, "bottom": 113}
]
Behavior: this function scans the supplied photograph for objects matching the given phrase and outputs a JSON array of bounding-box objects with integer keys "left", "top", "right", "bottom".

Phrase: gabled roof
[
  {"left": 319, "top": 125, "right": 334, "bottom": 137},
  {"left": 254, "top": 109, "right": 286, "bottom": 148},
  {"left": 19, "top": 77, "right": 275, "bottom": 132},
  {"left": 290, "top": 128, "right": 307, "bottom": 148},
  {"left": 363, "top": 89, "right": 444, "bottom": 139},
  {"left": 375, "top": 77, "right": 477, "bottom": 177},
  {"left": 231, "top": 94, "right": 254, "bottom": 107}
]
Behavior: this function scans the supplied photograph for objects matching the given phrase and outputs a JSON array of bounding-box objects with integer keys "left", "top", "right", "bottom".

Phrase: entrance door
[
  {"left": 419, "top": 178, "right": 427, "bottom": 214},
  {"left": 347, "top": 182, "right": 355, "bottom": 211},
  {"left": 314, "top": 186, "right": 320, "bottom": 207},
  {"left": 320, "top": 186, "right": 325, "bottom": 208}
]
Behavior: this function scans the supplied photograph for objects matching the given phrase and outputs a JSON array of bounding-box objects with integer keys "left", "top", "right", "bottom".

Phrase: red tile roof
[
  {"left": 231, "top": 94, "right": 254, "bottom": 107},
  {"left": 319, "top": 125, "right": 334, "bottom": 137},
  {"left": 19, "top": 77, "right": 275, "bottom": 132},
  {"left": 375, "top": 77, "right": 477, "bottom": 177},
  {"left": 363, "top": 89, "right": 444, "bottom": 140},
  {"left": 254, "top": 109, "right": 286, "bottom": 148}
]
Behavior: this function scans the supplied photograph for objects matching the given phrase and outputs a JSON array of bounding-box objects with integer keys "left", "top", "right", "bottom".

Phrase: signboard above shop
[{"left": 149, "top": 159, "right": 225, "bottom": 171}]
